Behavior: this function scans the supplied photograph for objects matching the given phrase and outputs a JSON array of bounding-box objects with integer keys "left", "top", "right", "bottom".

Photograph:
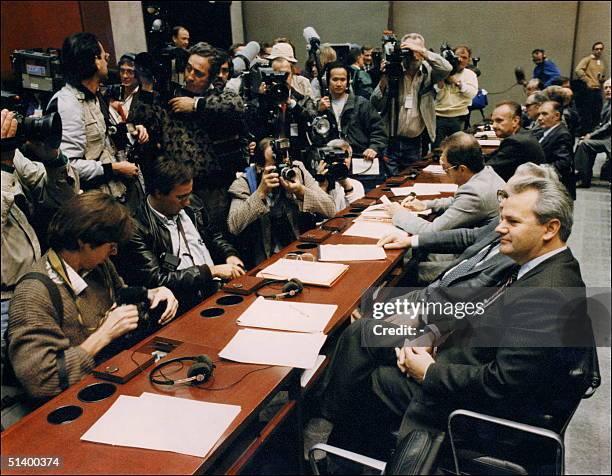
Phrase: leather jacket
[{"left": 116, "top": 196, "right": 238, "bottom": 310}]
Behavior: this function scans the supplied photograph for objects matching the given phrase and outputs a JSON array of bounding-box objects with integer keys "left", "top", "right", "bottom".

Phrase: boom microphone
[
  {"left": 232, "top": 41, "right": 260, "bottom": 76},
  {"left": 303, "top": 26, "right": 321, "bottom": 51}
]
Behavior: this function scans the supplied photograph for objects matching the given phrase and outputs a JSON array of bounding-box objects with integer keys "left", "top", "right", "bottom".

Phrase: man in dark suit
[
  {"left": 533, "top": 100, "right": 576, "bottom": 198},
  {"left": 485, "top": 101, "right": 545, "bottom": 181},
  {"left": 319, "top": 175, "right": 590, "bottom": 460},
  {"left": 575, "top": 78, "right": 611, "bottom": 188}
]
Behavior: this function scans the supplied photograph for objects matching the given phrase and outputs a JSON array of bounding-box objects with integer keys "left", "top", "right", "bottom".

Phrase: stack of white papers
[
  {"left": 237, "top": 296, "right": 337, "bottom": 333},
  {"left": 319, "top": 244, "right": 387, "bottom": 262},
  {"left": 478, "top": 138, "right": 501, "bottom": 147},
  {"left": 301, "top": 355, "right": 326, "bottom": 387},
  {"left": 359, "top": 204, "right": 432, "bottom": 221},
  {"left": 81, "top": 393, "right": 241, "bottom": 457},
  {"left": 391, "top": 183, "right": 458, "bottom": 196},
  {"left": 343, "top": 221, "right": 407, "bottom": 240},
  {"left": 352, "top": 158, "right": 380, "bottom": 175},
  {"left": 257, "top": 259, "right": 349, "bottom": 287},
  {"left": 219, "top": 329, "right": 327, "bottom": 369},
  {"left": 422, "top": 164, "right": 445, "bottom": 174},
  {"left": 475, "top": 130, "right": 498, "bottom": 139}
]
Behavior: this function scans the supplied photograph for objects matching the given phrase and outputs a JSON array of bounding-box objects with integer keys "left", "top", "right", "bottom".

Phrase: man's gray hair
[
  {"left": 507, "top": 176, "right": 573, "bottom": 242},
  {"left": 327, "top": 138, "right": 351, "bottom": 150},
  {"left": 401, "top": 33, "right": 425, "bottom": 44},
  {"left": 514, "top": 162, "right": 561, "bottom": 182}
]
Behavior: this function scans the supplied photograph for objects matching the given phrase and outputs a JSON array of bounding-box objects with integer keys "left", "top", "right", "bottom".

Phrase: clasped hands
[{"left": 395, "top": 346, "right": 435, "bottom": 382}]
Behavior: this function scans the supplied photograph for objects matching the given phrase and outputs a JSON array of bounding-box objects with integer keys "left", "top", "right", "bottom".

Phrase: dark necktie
[
  {"left": 482, "top": 265, "right": 521, "bottom": 309},
  {"left": 434, "top": 243, "right": 493, "bottom": 288}
]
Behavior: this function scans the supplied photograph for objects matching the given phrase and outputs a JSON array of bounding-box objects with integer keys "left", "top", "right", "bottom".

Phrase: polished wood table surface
[{"left": 1, "top": 162, "right": 453, "bottom": 475}]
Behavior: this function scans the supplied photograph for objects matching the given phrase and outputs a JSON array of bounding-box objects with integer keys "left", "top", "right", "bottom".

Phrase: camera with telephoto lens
[
  {"left": 314, "top": 146, "right": 349, "bottom": 184},
  {"left": 271, "top": 138, "right": 297, "bottom": 181},
  {"left": 440, "top": 42, "right": 460, "bottom": 76},
  {"left": 0, "top": 111, "right": 63, "bottom": 152},
  {"left": 260, "top": 68, "right": 290, "bottom": 106}
]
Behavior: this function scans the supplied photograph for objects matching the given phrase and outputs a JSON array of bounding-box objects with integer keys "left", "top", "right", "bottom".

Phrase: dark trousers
[
  {"left": 384, "top": 135, "right": 424, "bottom": 176},
  {"left": 320, "top": 319, "right": 420, "bottom": 459},
  {"left": 576, "top": 88, "right": 603, "bottom": 135},
  {"left": 575, "top": 138, "right": 610, "bottom": 185},
  {"left": 433, "top": 115, "right": 466, "bottom": 149}
]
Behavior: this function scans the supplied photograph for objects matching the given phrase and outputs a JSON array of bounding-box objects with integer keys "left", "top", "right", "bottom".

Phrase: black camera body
[
  {"left": 440, "top": 42, "right": 460, "bottom": 77},
  {"left": 260, "top": 68, "right": 290, "bottom": 106},
  {"left": 382, "top": 33, "right": 413, "bottom": 80},
  {"left": 315, "top": 146, "right": 349, "bottom": 184},
  {"left": 0, "top": 111, "right": 63, "bottom": 151},
  {"left": 117, "top": 286, "right": 151, "bottom": 332},
  {"left": 11, "top": 49, "right": 64, "bottom": 93},
  {"left": 271, "top": 138, "right": 298, "bottom": 181}
]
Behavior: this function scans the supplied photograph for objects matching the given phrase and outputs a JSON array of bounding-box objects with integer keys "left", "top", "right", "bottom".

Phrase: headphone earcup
[
  {"left": 282, "top": 278, "right": 304, "bottom": 297},
  {"left": 187, "top": 361, "right": 213, "bottom": 384}
]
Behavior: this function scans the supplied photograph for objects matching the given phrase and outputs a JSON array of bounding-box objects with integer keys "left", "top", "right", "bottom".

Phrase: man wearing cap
[{"left": 267, "top": 42, "right": 313, "bottom": 98}]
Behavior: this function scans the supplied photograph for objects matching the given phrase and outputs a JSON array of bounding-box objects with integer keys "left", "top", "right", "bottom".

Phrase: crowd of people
[{"left": 1, "top": 26, "right": 609, "bottom": 461}]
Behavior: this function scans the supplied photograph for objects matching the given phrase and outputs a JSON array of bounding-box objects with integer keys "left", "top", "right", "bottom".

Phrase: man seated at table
[
  {"left": 7, "top": 192, "right": 179, "bottom": 400},
  {"left": 485, "top": 101, "right": 545, "bottom": 181},
  {"left": 227, "top": 138, "right": 336, "bottom": 269},
  {"left": 317, "top": 175, "right": 591, "bottom": 467},
  {"left": 385, "top": 132, "right": 505, "bottom": 282},
  {"left": 116, "top": 156, "right": 245, "bottom": 314},
  {"left": 315, "top": 139, "right": 365, "bottom": 212}
]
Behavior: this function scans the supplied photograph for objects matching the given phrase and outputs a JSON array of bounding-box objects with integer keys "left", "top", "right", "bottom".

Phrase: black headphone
[
  {"left": 149, "top": 355, "right": 215, "bottom": 386},
  {"left": 256, "top": 278, "right": 304, "bottom": 300}
]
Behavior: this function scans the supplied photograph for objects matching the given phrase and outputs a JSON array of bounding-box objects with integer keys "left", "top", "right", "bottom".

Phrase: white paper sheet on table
[
  {"left": 352, "top": 158, "right": 380, "bottom": 175},
  {"left": 256, "top": 258, "right": 349, "bottom": 287},
  {"left": 219, "top": 328, "right": 327, "bottom": 369},
  {"left": 422, "top": 164, "right": 445, "bottom": 174},
  {"left": 477, "top": 139, "right": 501, "bottom": 147},
  {"left": 236, "top": 296, "right": 337, "bottom": 333},
  {"left": 343, "top": 221, "right": 407, "bottom": 240},
  {"left": 80, "top": 393, "right": 241, "bottom": 457},
  {"left": 319, "top": 244, "right": 387, "bottom": 262},
  {"left": 391, "top": 183, "right": 458, "bottom": 196},
  {"left": 359, "top": 204, "right": 432, "bottom": 220},
  {"left": 301, "top": 355, "right": 327, "bottom": 387}
]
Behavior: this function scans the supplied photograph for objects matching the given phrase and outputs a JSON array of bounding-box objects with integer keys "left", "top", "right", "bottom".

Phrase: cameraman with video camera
[
  {"left": 146, "top": 42, "right": 248, "bottom": 235},
  {"left": 7, "top": 191, "right": 178, "bottom": 401},
  {"left": 371, "top": 33, "right": 452, "bottom": 176},
  {"left": 228, "top": 138, "right": 335, "bottom": 269},
  {"left": 315, "top": 139, "right": 365, "bottom": 212},
  {"left": 47, "top": 33, "right": 149, "bottom": 210}
]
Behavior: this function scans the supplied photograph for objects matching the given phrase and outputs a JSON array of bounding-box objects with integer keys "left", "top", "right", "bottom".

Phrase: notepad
[
  {"left": 219, "top": 328, "right": 327, "bottom": 369},
  {"left": 422, "top": 164, "right": 445, "bottom": 174},
  {"left": 343, "top": 221, "right": 408, "bottom": 240},
  {"left": 391, "top": 183, "right": 458, "bottom": 196},
  {"left": 257, "top": 258, "right": 349, "bottom": 287},
  {"left": 352, "top": 158, "right": 380, "bottom": 175},
  {"left": 237, "top": 296, "right": 337, "bottom": 333},
  {"left": 319, "top": 244, "right": 387, "bottom": 262},
  {"left": 81, "top": 393, "right": 241, "bottom": 457}
]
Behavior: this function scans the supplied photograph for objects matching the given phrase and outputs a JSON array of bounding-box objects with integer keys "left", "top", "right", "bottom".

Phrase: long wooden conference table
[{"left": 1, "top": 161, "right": 453, "bottom": 475}]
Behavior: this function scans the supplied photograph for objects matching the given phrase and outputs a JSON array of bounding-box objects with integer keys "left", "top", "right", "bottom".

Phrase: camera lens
[
  {"left": 22, "top": 112, "right": 63, "bottom": 149},
  {"left": 281, "top": 166, "right": 297, "bottom": 181}
]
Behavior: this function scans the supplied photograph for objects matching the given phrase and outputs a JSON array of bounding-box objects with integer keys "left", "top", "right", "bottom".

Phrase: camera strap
[{"left": 175, "top": 217, "right": 196, "bottom": 267}]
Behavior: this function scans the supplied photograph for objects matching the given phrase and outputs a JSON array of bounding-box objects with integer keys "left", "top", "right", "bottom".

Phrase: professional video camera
[
  {"left": 381, "top": 31, "right": 412, "bottom": 80},
  {"left": 11, "top": 49, "right": 64, "bottom": 93},
  {"left": 0, "top": 110, "right": 63, "bottom": 151},
  {"left": 259, "top": 68, "right": 290, "bottom": 106},
  {"left": 271, "top": 138, "right": 298, "bottom": 181},
  {"left": 314, "top": 146, "right": 349, "bottom": 184},
  {"left": 440, "top": 42, "right": 460, "bottom": 76}
]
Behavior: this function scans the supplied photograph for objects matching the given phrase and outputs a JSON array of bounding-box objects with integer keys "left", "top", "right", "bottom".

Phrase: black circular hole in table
[
  {"left": 296, "top": 243, "right": 318, "bottom": 250},
  {"left": 349, "top": 208, "right": 362, "bottom": 213},
  {"left": 78, "top": 382, "right": 117, "bottom": 403},
  {"left": 216, "top": 295, "right": 244, "bottom": 306},
  {"left": 200, "top": 307, "right": 225, "bottom": 318},
  {"left": 381, "top": 187, "right": 391, "bottom": 191},
  {"left": 342, "top": 213, "right": 359, "bottom": 218},
  {"left": 47, "top": 405, "right": 83, "bottom": 425}
]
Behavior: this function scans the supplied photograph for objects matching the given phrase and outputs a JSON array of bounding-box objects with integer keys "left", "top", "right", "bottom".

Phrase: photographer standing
[
  {"left": 48, "top": 33, "right": 149, "bottom": 208},
  {"left": 227, "top": 138, "right": 335, "bottom": 269},
  {"left": 433, "top": 45, "right": 478, "bottom": 148},
  {"left": 371, "top": 33, "right": 452, "bottom": 176},
  {"left": 7, "top": 192, "right": 178, "bottom": 400},
  {"left": 1, "top": 109, "right": 79, "bottom": 364}
]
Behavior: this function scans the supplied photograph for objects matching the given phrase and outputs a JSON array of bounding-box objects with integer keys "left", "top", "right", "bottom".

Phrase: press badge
[
  {"left": 404, "top": 95, "right": 414, "bottom": 109},
  {"left": 290, "top": 123, "right": 299, "bottom": 136}
]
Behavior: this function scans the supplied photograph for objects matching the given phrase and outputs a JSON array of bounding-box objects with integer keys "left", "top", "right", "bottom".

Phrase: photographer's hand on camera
[
  {"left": 132, "top": 124, "right": 150, "bottom": 144},
  {"left": 1, "top": 109, "right": 19, "bottom": 162},
  {"left": 318, "top": 96, "right": 331, "bottom": 112},
  {"left": 168, "top": 96, "right": 196, "bottom": 114},
  {"left": 79, "top": 304, "right": 139, "bottom": 357},
  {"left": 400, "top": 38, "right": 427, "bottom": 61},
  {"left": 112, "top": 161, "right": 140, "bottom": 178},
  {"left": 257, "top": 165, "right": 280, "bottom": 199},
  {"left": 280, "top": 175, "right": 305, "bottom": 199},
  {"left": 316, "top": 160, "right": 330, "bottom": 192},
  {"left": 147, "top": 286, "right": 179, "bottom": 325}
]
